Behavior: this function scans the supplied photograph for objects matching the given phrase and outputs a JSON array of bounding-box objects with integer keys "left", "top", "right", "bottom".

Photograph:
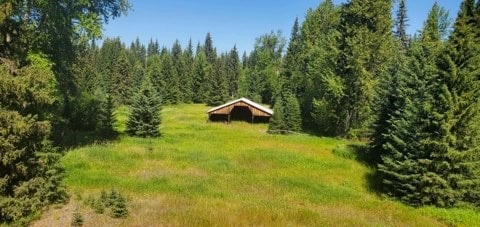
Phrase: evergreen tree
[
  {"left": 268, "top": 96, "right": 286, "bottom": 133},
  {"left": 192, "top": 48, "right": 210, "bottom": 103},
  {"left": 111, "top": 50, "right": 132, "bottom": 105},
  {"left": 160, "top": 52, "right": 181, "bottom": 104},
  {"left": 337, "top": 0, "right": 395, "bottom": 137},
  {"left": 126, "top": 77, "right": 162, "bottom": 137},
  {"left": 283, "top": 92, "right": 302, "bottom": 132},
  {"left": 373, "top": 3, "right": 479, "bottom": 207},
  {"left": 241, "top": 51, "right": 248, "bottom": 69},
  {"left": 283, "top": 17, "right": 302, "bottom": 93},
  {"left": 242, "top": 31, "right": 285, "bottom": 104},
  {"left": 206, "top": 56, "right": 229, "bottom": 106},
  {"left": 299, "top": 0, "right": 342, "bottom": 135},
  {"left": 268, "top": 89, "right": 301, "bottom": 133},
  {"left": 96, "top": 93, "right": 117, "bottom": 138},
  {"left": 395, "top": 0, "right": 410, "bottom": 51},
  {"left": 182, "top": 39, "right": 195, "bottom": 103},
  {"left": 146, "top": 55, "right": 165, "bottom": 100},
  {"left": 129, "top": 37, "right": 146, "bottom": 65},
  {"left": 172, "top": 40, "right": 193, "bottom": 103},
  {"left": 147, "top": 39, "right": 160, "bottom": 57},
  {"left": 73, "top": 42, "right": 100, "bottom": 93},
  {"left": 432, "top": 0, "right": 480, "bottom": 206},
  {"left": 131, "top": 61, "right": 145, "bottom": 91},
  {"left": 98, "top": 37, "right": 124, "bottom": 92},
  {"left": 0, "top": 55, "right": 66, "bottom": 222},
  {"left": 226, "top": 45, "right": 241, "bottom": 98},
  {"left": 204, "top": 32, "right": 217, "bottom": 65}
]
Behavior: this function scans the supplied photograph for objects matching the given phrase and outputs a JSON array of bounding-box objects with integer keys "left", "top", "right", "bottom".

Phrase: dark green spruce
[{"left": 126, "top": 77, "right": 162, "bottom": 137}]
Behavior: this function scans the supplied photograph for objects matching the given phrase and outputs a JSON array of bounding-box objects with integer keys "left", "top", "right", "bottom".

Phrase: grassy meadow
[{"left": 35, "top": 104, "right": 480, "bottom": 226}]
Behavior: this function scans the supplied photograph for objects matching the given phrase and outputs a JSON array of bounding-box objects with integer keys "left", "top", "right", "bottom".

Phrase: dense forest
[{"left": 1, "top": 0, "right": 480, "bottom": 224}]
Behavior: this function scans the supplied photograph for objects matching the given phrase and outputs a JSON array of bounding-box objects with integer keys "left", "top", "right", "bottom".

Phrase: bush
[
  {"left": 85, "top": 189, "right": 128, "bottom": 218},
  {"left": 71, "top": 210, "right": 83, "bottom": 227}
]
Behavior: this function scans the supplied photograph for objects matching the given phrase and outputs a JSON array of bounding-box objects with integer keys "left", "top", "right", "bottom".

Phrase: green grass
[{"left": 59, "top": 104, "right": 480, "bottom": 226}]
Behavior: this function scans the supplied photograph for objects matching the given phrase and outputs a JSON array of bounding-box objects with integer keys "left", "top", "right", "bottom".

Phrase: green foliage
[
  {"left": 147, "top": 39, "right": 160, "bottom": 57},
  {"left": 192, "top": 48, "right": 210, "bottom": 103},
  {"left": 242, "top": 31, "right": 285, "bottom": 104},
  {"left": 204, "top": 33, "right": 217, "bottom": 65},
  {"left": 269, "top": 89, "right": 301, "bottom": 133},
  {"left": 0, "top": 54, "right": 66, "bottom": 224},
  {"left": 71, "top": 209, "right": 84, "bottom": 227},
  {"left": 68, "top": 92, "right": 103, "bottom": 131},
  {"left": 111, "top": 50, "right": 133, "bottom": 105},
  {"left": 297, "top": 0, "right": 342, "bottom": 135},
  {"left": 282, "top": 17, "right": 301, "bottom": 94},
  {"left": 84, "top": 189, "right": 128, "bottom": 218},
  {"left": 160, "top": 53, "right": 181, "bottom": 105},
  {"left": 96, "top": 93, "right": 117, "bottom": 139},
  {"left": 108, "top": 190, "right": 129, "bottom": 218},
  {"left": 206, "top": 56, "right": 229, "bottom": 106},
  {"left": 431, "top": 0, "right": 480, "bottom": 207},
  {"left": 175, "top": 40, "right": 194, "bottom": 103},
  {"left": 126, "top": 77, "right": 162, "bottom": 137},
  {"left": 226, "top": 46, "right": 241, "bottom": 98},
  {"left": 395, "top": 0, "right": 410, "bottom": 50},
  {"left": 268, "top": 96, "right": 286, "bottom": 133},
  {"left": 373, "top": 1, "right": 480, "bottom": 208},
  {"left": 337, "top": 0, "right": 395, "bottom": 136}
]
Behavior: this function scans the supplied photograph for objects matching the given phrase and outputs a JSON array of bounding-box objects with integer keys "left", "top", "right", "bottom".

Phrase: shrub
[{"left": 71, "top": 210, "right": 83, "bottom": 227}]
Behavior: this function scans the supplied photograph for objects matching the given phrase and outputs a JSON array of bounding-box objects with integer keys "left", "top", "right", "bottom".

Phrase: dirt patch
[{"left": 31, "top": 200, "right": 76, "bottom": 227}]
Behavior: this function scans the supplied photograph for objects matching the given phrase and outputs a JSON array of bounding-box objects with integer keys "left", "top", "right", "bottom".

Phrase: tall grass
[{"left": 58, "top": 104, "right": 480, "bottom": 226}]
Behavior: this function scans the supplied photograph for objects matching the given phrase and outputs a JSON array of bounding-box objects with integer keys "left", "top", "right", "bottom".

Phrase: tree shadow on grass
[
  {"left": 52, "top": 128, "right": 120, "bottom": 151},
  {"left": 335, "top": 143, "right": 383, "bottom": 195}
]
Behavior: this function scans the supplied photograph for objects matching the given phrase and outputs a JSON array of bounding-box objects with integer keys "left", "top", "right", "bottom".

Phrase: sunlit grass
[{"left": 60, "top": 103, "right": 480, "bottom": 226}]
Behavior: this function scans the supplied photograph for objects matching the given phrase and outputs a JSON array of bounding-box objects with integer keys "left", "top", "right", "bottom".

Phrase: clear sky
[{"left": 103, "top": 0, "right": 463, "bottom": 54}]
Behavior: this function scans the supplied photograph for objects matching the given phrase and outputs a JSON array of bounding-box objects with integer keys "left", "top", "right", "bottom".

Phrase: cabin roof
[{"left": 207, "top": 98, "right": 273, "bottom": 115}]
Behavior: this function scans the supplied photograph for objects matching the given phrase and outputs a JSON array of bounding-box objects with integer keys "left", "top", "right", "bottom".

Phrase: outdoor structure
[{"left": 207, "top": 98, "right": 273, "bottom": 123}]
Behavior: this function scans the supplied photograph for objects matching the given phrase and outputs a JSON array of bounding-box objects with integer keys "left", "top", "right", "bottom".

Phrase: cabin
[{"left": 207, "top": 98, "right": 273, "bottom": 123}]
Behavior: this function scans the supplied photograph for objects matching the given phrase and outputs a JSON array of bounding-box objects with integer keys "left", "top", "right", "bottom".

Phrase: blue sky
[{"left": 103, "top": 0, "right": 463, "bottom": 54}]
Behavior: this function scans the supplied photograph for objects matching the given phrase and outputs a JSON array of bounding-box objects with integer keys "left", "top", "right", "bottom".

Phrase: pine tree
[
  {"left": 395, "top": 0, "right": 410, "bottom": 51},
  {"left": 268, "top": 84, "right": 302, "bottom": 134},
  {"left": 182, "top": 39, "right": 195, "bottom": 103},
  {"left": 98, "top": 37, "right": 124, "bottom": 92},
  {"left": 283, "top": 17, "right": 302, "bottom": 93},
  {"left": 111, "top": 50, "right": 132, "bottom": 105},
  {"left": 146, "top": 55, "right": 165, "bottom": 100},
  {"left": 129, "top": 37, "right": 146, "bottom": 65},
  {"left": 192, "top": 48, "right": 210, "bottom": 103},
  {"left": 206, "top": 56, "right": 228, "bottom": 106},
  {"left": 337, "top": 0, "right": 395, "bottom": 137},
  {"left": 226, "top": 45, "right": 241, "bottom": 98},
  {"left": 147, "top": 39, "right": 160, "bottom": 57},
  {"left": 0, "top": 54, "right": 66, "bottom": 222},
  {"left": 160, "top": 52, "right": 181, "bottom": 104},
  {"left": 299, "top": 0, "right": 342, "bottom": 135},
  {"left": 126, "top": 77, "right": 162, "bottom": 138},
  {"left": 204, "top": 33, "right": 217, "bottom": 65},
  {"left": 283, "top": 93, "right": 302, "bottom": 132},
  {"left": 96, "top": 93, "right": 117, "bottom": 138},
  {"left": 432, "top": 0, "right": 480, "bottom": 207},
  {"left": 268, "top": 96, "right": 286, "bottom": 133},
  {"left": 374, "top": 3, "right": 470, "bottom": 207},
  {"left": 242, "top": 31, "right": 285, "bottom": 104}
]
